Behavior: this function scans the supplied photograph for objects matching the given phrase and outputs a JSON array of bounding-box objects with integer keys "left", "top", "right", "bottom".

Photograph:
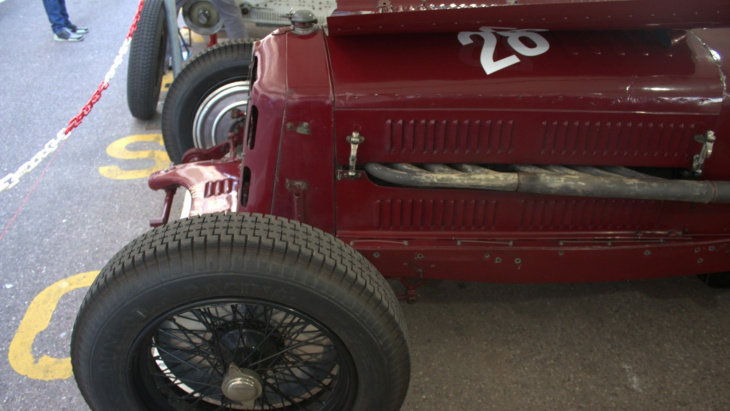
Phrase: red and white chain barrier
[{"left": 0, "top": 0, "right": 145, "bottom": 194}]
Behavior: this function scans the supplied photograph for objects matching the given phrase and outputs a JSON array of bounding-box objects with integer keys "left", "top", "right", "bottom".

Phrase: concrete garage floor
[
  {"left": 0, "top": 0, "right": 729, "bottom": 409},
  {"left": 400, "top": 278, "right": 729, "bottom": 409}
]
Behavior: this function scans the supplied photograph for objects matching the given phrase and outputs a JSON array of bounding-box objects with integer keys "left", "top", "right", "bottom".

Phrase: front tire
[
  {"left": 161, "top": 40, "right": 253, "bottom": 163},
  {"left": 71, "top": 213, "right": 410, "bottom": 410}
]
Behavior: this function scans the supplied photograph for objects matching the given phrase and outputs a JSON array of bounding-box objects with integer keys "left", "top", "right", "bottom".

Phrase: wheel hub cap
[{"left": 222, "top": 365, "right": 263, "bottom": 402}]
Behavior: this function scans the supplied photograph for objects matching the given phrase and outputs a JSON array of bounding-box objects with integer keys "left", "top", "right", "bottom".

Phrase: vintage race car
[{"left": 73, "top": 1, "right": 730, "bottom": 409}]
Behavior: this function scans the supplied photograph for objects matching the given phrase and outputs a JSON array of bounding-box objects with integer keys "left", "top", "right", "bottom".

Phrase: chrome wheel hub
[
  {"left": 222, "top": 365, "right": 263, "bottom": 402},
  {"left": 192, "top": 80, "right": 249, "bottom": 149}
]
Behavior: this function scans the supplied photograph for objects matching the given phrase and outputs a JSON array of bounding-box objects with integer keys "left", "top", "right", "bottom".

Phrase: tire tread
[
  {"left": 73, "top": 213, "right": 409, "bottom": 411},
  {"left": 127, "top": 0, "right": 166, "bottom": 120}
]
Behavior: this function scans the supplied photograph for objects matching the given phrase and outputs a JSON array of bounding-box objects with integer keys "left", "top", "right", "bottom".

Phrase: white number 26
[{"left": 458, "top": 27, "right": 550, "bottom": 75}]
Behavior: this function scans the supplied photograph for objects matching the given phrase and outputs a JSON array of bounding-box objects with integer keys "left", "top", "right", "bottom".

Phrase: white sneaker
[
  {"left": 67, "top": 24, "right": 89, "bottom": 34},
  {"left": 54, "top": 28, "right": 83, "bottom": 42}
]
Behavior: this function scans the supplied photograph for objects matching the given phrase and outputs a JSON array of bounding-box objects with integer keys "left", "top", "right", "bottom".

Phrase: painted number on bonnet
[{"left": 458, "top": 27, "right": 549, "bottom": 75}]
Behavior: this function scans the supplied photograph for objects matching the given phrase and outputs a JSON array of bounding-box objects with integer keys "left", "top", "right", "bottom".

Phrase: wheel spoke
[
  {"left": 150, "top": 372, "right": 222, "bottom": 389},
  {"left": 240, "top": 310, "right": 294, "bottom": 365},
  {"left": 156, "top": 327, "right": 219, "bottom": 362},
  {"left": 153, "top": 345, "right": 212, "bottom": 375},
  {"left": 276, "top": 367, "right": 320, "bottom": 403},
  {"left": 264, "top": 373, "right": 307, "bottom": 410},
  {"left": 190, "top": 308, "right": 230, "bottom": 370},
  {"left": 248, "top": 333, "right": 334, "bottom": 369},
  {"left": 230, "top": 304, "right": 248, "bottom": 366},
  {"left": 187, "top": 385, "right": 219, "bottom": 405},
  {"left": 137, "top": 299, "right": 351, "bottom": 409},
  {"left": 258, "top": 389, "right": 277, "bottom": 409},
  {"left": 277, "top": 354, "right": 337, "bottom": 388}
]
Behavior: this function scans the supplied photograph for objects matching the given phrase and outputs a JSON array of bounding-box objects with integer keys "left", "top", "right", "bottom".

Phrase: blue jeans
[{"left": 42, "top": 0, "right": 72, "bottom": 34}]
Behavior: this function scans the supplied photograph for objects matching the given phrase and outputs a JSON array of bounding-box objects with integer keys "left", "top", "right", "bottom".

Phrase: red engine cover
[
  {"left": 236, "top": 21, "right": 730, "bottom": 284},
  {"left": 328, "top": 28, "right": 725, "bottom": 173},
  {"left": 324, "top": 27, "right": 730, "bottom": 282}
]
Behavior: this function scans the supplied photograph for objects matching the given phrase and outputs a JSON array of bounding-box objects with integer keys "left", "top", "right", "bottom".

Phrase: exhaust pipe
[{"left": 364, "top": 163, "right": 730, "bottom": 204}]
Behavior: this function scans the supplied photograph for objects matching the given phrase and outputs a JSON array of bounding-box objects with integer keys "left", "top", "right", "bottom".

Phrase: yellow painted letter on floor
[
  {"left": 99, "top": 134, "right": 170, "bottom": 180},
  {"left": 8, "top": 271, "right": 99, "bottom": 380}
]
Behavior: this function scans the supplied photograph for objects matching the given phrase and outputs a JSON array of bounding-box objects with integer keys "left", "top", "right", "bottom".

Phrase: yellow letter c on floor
[{"left": 8, "top": 271, "right": 99, "bottom": 380}]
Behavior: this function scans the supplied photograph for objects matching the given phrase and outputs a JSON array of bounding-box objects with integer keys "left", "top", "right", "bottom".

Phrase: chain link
[
  {"left": 0, "top": 0, "right": 143, "bottom": 194},
  {"left": 127, "top": 0, "right": 145, "bottom": 40},
  {"left": 0, "top": 129, "right": 68, "bottom": 192}
]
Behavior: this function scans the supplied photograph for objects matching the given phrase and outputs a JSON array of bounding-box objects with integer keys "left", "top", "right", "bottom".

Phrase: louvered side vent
[
  {"left": 204, "top": 179, "right": 236, "bottom": 197},
  {"left": 519, "top": 199, "right": 664, "bottom": 230},
  {"left": 376, "top": 199, "right": 498, "bottom": 230},
  {"left": 385, "top": 119, "right": 514, "bottom": 155},
  {"left": 540, "top": 121, "right": 697, "bottom": 158}
]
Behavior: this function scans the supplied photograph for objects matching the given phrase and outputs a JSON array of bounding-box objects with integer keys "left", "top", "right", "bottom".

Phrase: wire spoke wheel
[
  {"left": 135, "top": 299, "right": 353, "bottom": 410},
  {"left": 71, "top": 214, "right": 410, "bottom": 411}
]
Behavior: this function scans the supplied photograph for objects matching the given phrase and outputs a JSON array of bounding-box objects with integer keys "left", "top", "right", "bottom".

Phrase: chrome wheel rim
[{"left": 192, "top": 81, "right": 249, "bottom": 149}]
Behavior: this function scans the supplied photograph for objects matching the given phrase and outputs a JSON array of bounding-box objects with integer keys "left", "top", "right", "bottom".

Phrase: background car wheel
[
  {"left": 71, "top": 213, "right": 411, "bottom": 411},
  {"left": 127, "top": 0, "right": 167, "bottom": 120},
  {"left": 161, "top": 40, "right": 253, "bottom": 163}
]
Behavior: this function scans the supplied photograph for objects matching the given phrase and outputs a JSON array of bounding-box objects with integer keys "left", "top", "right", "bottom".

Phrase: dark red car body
[
  {"left": 69, "top": 2, "right": 730, "bottom": 410},
  {"left": 151, "top": 0, "right": 730, "bottom": 287}
]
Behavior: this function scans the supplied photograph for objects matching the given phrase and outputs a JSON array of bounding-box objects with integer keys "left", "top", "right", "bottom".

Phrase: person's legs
[
  {"left": 42, "top": 0, "right": 67, "bottom": 33},
  {"left": 210, "top": 0, "right": 247, "bottom": 39},
  {"left": 54, "top": 0, "right": 89, "bottom": 34},
  {"left": 58, "top": 0, "right": 72, "bottom": 26}
]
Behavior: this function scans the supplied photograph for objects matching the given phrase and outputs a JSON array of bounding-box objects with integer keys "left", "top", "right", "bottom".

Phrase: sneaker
[
  {"left": 54, "top": 28, "right": 83, "bottom": 42},
  {"left": 67, "top": 24, "right": 89, "bottom": 34}
]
